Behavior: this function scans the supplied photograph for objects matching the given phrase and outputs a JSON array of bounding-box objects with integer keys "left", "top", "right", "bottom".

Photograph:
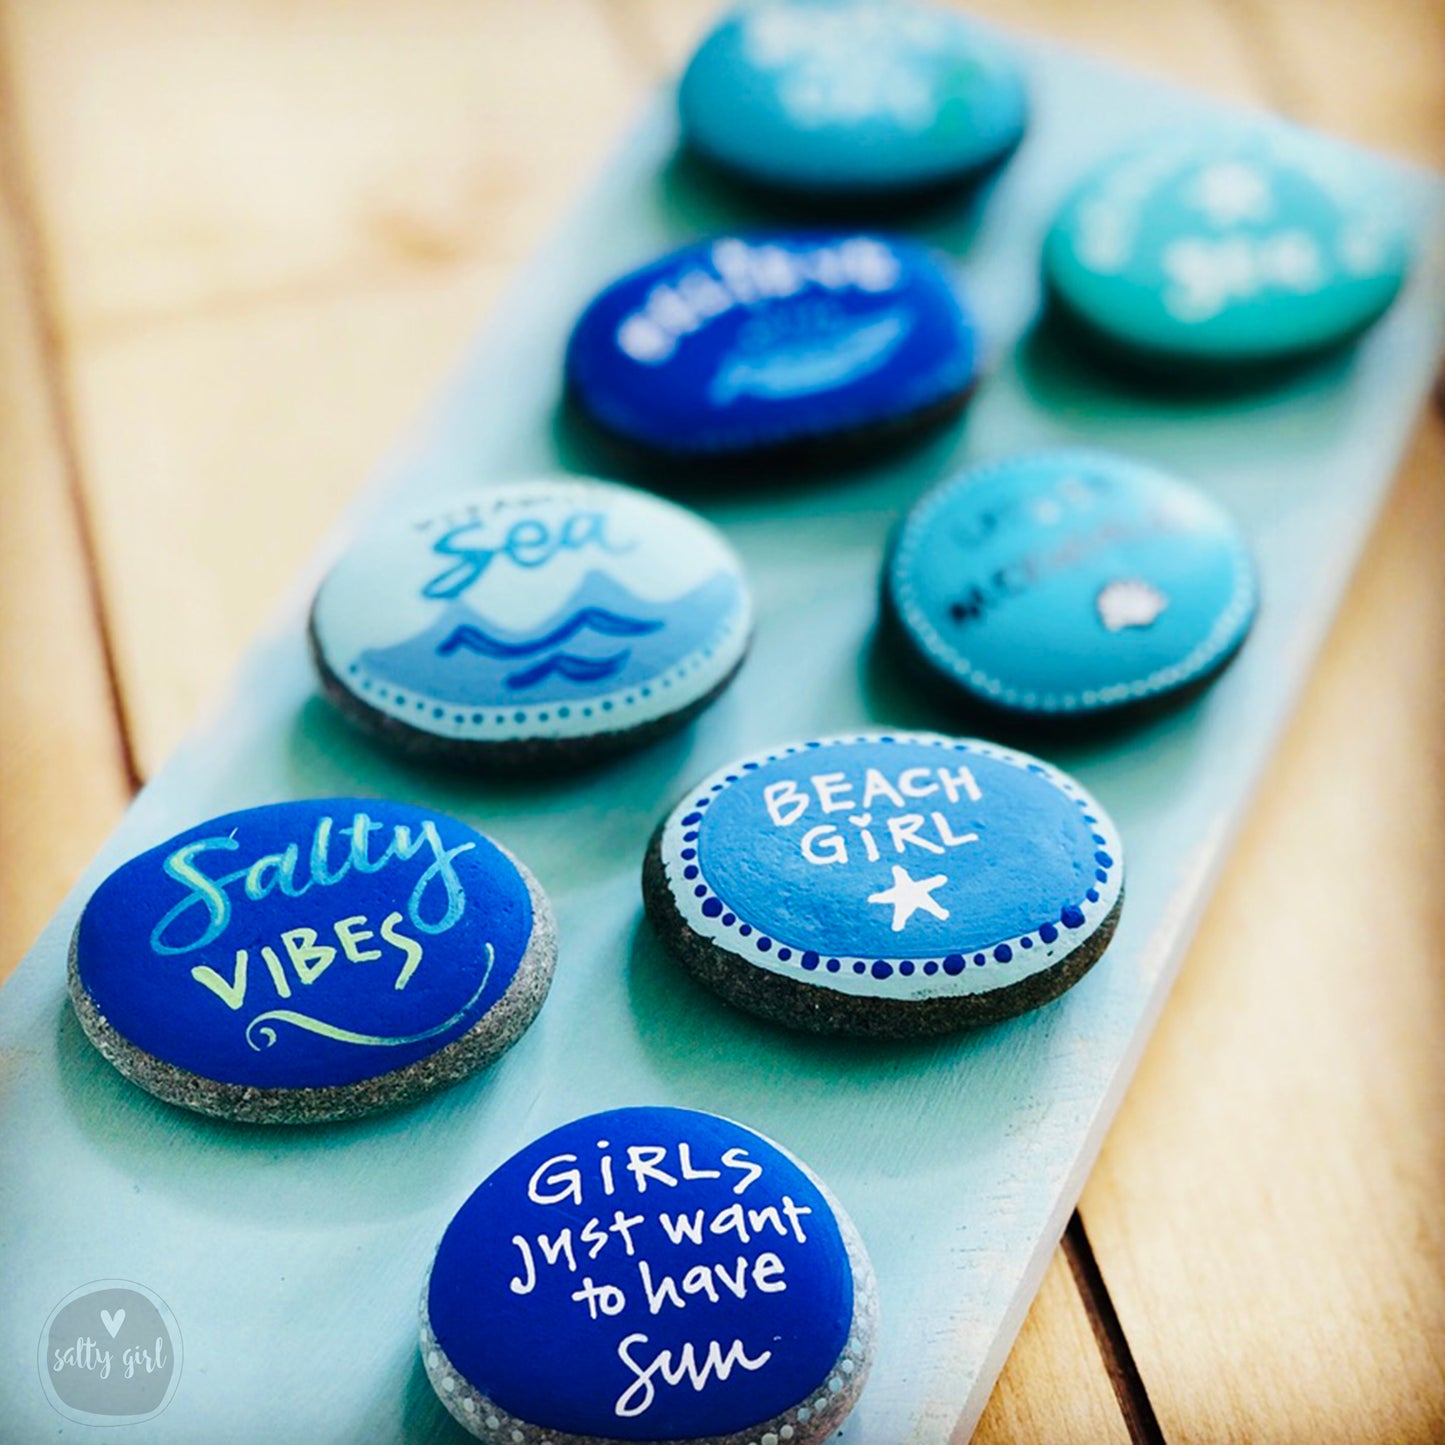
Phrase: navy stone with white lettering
[
  {"left": 565, "top": 233, "right": 980, "bottom": 457},
  {"left": 423, "top": 1107, "right": 864, "bottom": 1440}
]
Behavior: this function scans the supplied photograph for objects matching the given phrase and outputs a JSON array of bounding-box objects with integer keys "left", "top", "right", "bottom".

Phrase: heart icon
[{"left": 100, "top": 1308, "right": 125, "bottom": 1339}]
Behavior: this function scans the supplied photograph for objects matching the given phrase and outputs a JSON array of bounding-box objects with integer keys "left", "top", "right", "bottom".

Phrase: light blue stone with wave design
[{"left": 360, "top": 568, "right": 743, "bottom": 706}]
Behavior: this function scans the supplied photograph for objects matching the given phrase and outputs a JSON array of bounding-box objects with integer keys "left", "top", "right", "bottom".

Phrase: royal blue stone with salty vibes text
[
  {"left": 678, "top": 0, "right": 1028, "bottom": 195},
  {"left": 75, "top": 799, "right": 532, "bottom": 1090},
  {"left": 426, "top": 1107, "right": 855, "bottom": 1439},
  {"left": 564, "top": 233, "right": 980, "bottom": 455}
]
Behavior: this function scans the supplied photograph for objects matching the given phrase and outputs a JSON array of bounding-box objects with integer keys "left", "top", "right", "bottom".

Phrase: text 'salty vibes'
[
  {"left": 69, "top": 800, "right": 556, "bottom": 1123},
  {"left": 44, "top": 0, "right": 1428, "bottom": 1440}
]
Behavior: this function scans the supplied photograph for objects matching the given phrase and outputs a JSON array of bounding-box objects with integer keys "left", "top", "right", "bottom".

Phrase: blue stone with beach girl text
[
  {"left": 421, "top": 1106, "right": 876, "bottom": 1445},
  {"left": 68, "top": 799, "right": 556, "bottom": 1123},
  {"left": 643, "top": 733, "right": 1124, "bottom": 1035},
  {"left": 564, "top": 233, "right": 981, "bottom": 459}
]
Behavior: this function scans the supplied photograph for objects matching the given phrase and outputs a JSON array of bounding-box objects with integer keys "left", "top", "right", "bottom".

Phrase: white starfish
[
  {"left": 1188, "top": 161, "right": 1274, "bottom": 228},
  {"left": 1259, "top": 230, "right": 1325, "bottom": 291},
  {"left": 867, "top": 865, "right": 950, "bottom": 933}
]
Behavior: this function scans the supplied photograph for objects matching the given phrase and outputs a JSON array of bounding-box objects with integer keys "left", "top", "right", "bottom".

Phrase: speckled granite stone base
[
  {"left": 67, "top": 858, "right": 557, "bottom": 1124},
  {"left": 418, "top": 1174, "right": 877, "bottom": 1445}
]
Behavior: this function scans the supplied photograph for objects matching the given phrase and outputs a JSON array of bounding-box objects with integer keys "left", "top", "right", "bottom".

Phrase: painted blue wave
[
  {"left": 356, "top": 569, "right": 743, "bottom": 707},
  {"left": 437, "top": 606, "right": 661, "bottom": 661},
  {"left": 505, "top": 651, "right": 629, "bottom": 689}
]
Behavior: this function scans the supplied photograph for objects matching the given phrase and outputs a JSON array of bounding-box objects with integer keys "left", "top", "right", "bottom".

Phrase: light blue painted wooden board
[{"left": 3, "top": 37, "right": 1444, "bottom": 1444}]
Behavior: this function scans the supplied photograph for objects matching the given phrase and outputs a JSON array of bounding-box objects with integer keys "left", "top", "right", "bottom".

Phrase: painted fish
[{"left": 708, "top": 309, "right": 912, "bottom": 405}]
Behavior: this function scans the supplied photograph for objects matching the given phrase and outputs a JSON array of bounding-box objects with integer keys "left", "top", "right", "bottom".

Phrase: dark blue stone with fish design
[{"left": 565, "top": 233, "right": 980, "bottom": 458}]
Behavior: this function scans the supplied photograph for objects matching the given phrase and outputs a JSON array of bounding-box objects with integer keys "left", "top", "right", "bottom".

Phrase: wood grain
[
  {"left": 0, "top": 51, "right": 129, "bottom": 981},
  {"left": 0, "top": 0, "right": 645, "bottom": 773},
  {"left": 1080, "top": 412, "right": 1445, "bottom": 1445},
  {"left": 0, "top": 1, "right": 1131, "bottom": 1436},
  {"left": 4, "top": 1, "right": 1444, "bottom": 1441},
  {"left": 969, "top": 1246, "right": 1133, "bottom": 1445},
  {"left": 1218, "top": 0, "right": 1445, "bottom": 166},
  {"left": 5, "top": 0, "right": 646, "bottom": 337},
  {"left": 1071, "top": 15, "right": 1445, "bottom": 1445}
]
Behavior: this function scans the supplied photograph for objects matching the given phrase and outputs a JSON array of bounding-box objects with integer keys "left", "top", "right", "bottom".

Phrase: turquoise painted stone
[
  {"left": 885, "top": 450, "right": 1258, "bottom": 717},
  {"left": 1044, "top": 133, "right": 1412, "bottom": 367},
  {"left": 678, "top": 0, "right": 1027, "bottom": 197}
]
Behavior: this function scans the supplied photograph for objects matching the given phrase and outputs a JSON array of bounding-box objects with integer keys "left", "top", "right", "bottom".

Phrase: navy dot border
[
  {"left": 317, "top": 480, "right": 752, "bottom": 743},
  {"left": 663, "top": 732, "right": 1124, "bottom": 997}
]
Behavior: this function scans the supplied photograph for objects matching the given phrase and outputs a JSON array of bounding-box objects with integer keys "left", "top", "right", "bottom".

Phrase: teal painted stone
[
  {"left": 678, "top": 0, "right": 1027, "bottom": 197},
  {"left": 1044, "top": 133, "right": 1412, "bottom": 367}
]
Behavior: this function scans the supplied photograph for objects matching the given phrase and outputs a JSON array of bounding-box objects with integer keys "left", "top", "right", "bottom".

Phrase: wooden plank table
[{"left": 2, "top": 2, "right": 1441, "bottom": 1439}]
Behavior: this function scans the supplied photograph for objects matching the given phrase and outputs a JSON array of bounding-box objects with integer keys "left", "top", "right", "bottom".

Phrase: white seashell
[{"left": 1097, "top": 578, "right": 1169, "bottom": 632}]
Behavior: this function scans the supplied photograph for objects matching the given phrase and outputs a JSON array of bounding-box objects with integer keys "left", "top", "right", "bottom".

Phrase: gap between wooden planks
[
  {"left": 0, "top": 35, "right": 130, "bottom": 984},
  {"left": 2, "top": 1, "right": 1443, "bottom": 1441}
]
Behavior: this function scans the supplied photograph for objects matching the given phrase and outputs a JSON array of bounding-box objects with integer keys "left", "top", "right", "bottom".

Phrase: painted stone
[
  {"left": 69, "top": 798, "right": 555, "bottom": 1122},
  {"left": 421, "top": 1106, "right": 876, "bottom": 1444},
  {"left": 678, "top": 0, "right": 1028, "bottom": 196},
  {"left": 1044, "top": 133, "right": 1412, "bottom": 367},
  {"left": 644, "top": 732, "right": 1124, "bottom": 1036},
  {"left": 309, "top": 479, "right": 752, "bottom": 766},
  {"left": 564, "top": 233, "right": 980, "bottom": 459},
  {"left": 884, "top": 449, "right": 1258, "bottom": 717}
]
